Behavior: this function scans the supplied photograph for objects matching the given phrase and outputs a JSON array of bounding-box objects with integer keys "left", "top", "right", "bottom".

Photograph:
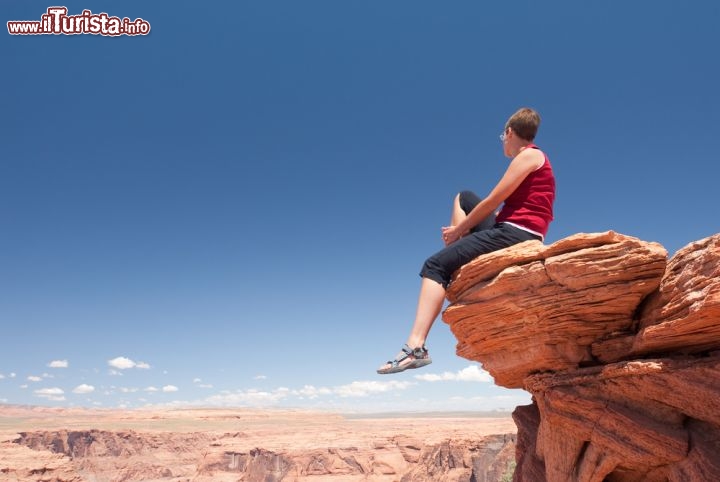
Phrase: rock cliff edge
[{"left": 444, "top": 231, "right": 720, "bottom": 482}]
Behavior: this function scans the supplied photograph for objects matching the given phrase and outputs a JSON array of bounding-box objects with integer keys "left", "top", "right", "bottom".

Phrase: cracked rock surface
[{"left": 445, "top": 231, "right": 720, "bottom": 481}]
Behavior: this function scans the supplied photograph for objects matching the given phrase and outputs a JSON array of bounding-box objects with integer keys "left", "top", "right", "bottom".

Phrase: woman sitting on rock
[{"left": 378, "top": 107, "right": 556, "bottom": 374}]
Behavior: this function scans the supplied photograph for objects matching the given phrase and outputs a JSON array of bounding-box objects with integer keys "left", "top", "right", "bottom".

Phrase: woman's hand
[{"left": 441, "top": 225, "right": 463, "bottom": 246}]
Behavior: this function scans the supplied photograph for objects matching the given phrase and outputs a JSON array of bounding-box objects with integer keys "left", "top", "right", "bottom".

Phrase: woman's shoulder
[{"left": 517, "top": 145, "right": 546, "bottom": 171}]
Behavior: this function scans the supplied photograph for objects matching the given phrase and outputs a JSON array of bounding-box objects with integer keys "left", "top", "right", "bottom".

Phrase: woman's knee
[
  {"left": 458, "top": 190, "right": 472, "bottom": 206},
  {"left": 458, "top": 190, "right": 481, "bottom": 214},
  {"left": 420, "top": 254, "right": 451, "bottom": 288},
  {"left": 453, "top": 192, "right": 462, "bottom": 211}
]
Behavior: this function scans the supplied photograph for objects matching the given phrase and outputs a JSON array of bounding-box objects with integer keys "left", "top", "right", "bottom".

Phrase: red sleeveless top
[{"left": 495, "top": 144, "right": 555, "bottom": 237}]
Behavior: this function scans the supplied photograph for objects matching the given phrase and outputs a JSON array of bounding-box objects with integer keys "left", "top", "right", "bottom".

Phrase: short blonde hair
[{"left": 505, "top": 107, "right": 541, "bottom": 141}]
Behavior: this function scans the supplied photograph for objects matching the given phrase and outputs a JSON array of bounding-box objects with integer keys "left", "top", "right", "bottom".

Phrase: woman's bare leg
[
  {"left": 403, "top": 192, "right": 462, "bottom": 344},
  {"left": 378, "top": 277, "right": 446, "bottom": 371},
  {"left": 405, "top": 277, "right": 446, "bottom": 348},
  {"left": 377, "top": 194, "right": 459, "bottom": 372},
  {"left": 403, "top": 192, "right": 460, "bottom": 349}
]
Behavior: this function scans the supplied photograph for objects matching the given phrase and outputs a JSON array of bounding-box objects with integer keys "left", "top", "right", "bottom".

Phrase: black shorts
[{"left": 420, "top": 191, "right": 541, "bottom": 288}]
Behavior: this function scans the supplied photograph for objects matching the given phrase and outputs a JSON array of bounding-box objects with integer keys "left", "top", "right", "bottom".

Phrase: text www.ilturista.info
[{"left": 7, "top": 7, "right": 150, "bottom": 36}]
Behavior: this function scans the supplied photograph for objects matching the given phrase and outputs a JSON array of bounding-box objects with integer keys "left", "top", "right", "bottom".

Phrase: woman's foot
[{"left": 376, "top": 345, "right": 432, "bottom": 374}]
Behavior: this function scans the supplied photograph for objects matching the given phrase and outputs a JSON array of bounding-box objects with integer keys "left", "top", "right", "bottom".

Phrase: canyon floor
[{"left": 0, "top": 405, "right": 517, "bottom": 481}]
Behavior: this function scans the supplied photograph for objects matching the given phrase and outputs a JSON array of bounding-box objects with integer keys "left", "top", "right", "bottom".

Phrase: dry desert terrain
[{"left": 0, "top": 405, "right": 517, "bottom": 481}]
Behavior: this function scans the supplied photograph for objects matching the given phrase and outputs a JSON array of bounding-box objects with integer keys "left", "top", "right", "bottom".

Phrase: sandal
[{"left": 377, "top": 344, "right": 432, "bottom": 374}]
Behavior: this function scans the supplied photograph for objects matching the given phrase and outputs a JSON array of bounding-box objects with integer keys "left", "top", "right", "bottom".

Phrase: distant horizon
[{"left": 0, "top": 401, "right": 516, "bottom": 417}]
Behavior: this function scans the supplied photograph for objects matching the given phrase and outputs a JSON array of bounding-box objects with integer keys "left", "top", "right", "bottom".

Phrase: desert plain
[{"left": 0, "top": 405, "right": 517, "bottom": 481}]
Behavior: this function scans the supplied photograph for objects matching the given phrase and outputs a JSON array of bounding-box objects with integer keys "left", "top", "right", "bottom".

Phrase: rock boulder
[{"left": 444, "top": 231, "right": 720, "bottom": 481}]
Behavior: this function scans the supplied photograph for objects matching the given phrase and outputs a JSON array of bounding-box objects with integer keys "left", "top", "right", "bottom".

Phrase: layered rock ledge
[{"left": 444, "top": 231, "right": 720, "bottom": 481}]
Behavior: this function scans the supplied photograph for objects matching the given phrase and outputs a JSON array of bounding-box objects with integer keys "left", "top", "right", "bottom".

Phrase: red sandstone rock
[
  {"left": 445, "top": 231, "right": 720, "bottom": 482},
  {"left": 0, "top": 442, "right": 82, "bottom": 482},
  {"left": 521, "top": 355, "right": 720, "bottom": 481},
  {"left": 444, "top": 231, "right": 667, "bottom": 388},
  {"left": 592, "top": 234, "right": 720, "bottom": 363}
]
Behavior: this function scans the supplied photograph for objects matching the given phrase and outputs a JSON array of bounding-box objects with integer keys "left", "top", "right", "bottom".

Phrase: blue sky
[{"left": 2, "top": 1, "right": 718, "bottom": 412}]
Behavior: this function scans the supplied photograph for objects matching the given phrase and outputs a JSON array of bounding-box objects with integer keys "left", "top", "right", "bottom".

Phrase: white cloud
[
  {"left": 120, "top": 387, "right": 139, "bottom": 393},
  {"left": 198, "top": 379, "right": 416, "bottom": 407},
  {"left": 333, "top": 380, "right": 415, "bottom": 398},
  {"left": 72, "top": 384, "right": 95, "bottom": 394},
  {"left": 293, "top": 385, "right": 333, "bottom": 399},
  {"left": 144, "top": 386, "right": 159, "bottom": 392},
  {"left": 253, "top": 375, "right": 267, "bottom": 380},
  {"left": 108, "top": 357, "right": 136, "bottom": 370},
  {"left": 48, "top": 360, "right": 69, "bottom": 368},
  {"left": 108, "top": 356, "right": 151, "bottom": 370},
  {"left": 10, "top": 373, "right": 16, "bottom": 378},
  {"left": 27, "top": 376, "right": 42, "bottom": 382},
  {"left": 35, "top": 387, "right": 65, "bottom": 401},
  {"left": 193, "top": 378, "right": 213, "bottom": 388},
  {"left": 414, "top": 365, "right": 493, "bottom": 383},
  {"left": 109, "top": 369, "right": 123, "bottom": 376},
  {"left": 0, "top": 374, "right": 5, "bottom": 379},
  {"left": 20, "top": 384, "right": 28, "bottom": 389},
  {"left": 162, "top": 385, "right": 179, "bottom": 393}
]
